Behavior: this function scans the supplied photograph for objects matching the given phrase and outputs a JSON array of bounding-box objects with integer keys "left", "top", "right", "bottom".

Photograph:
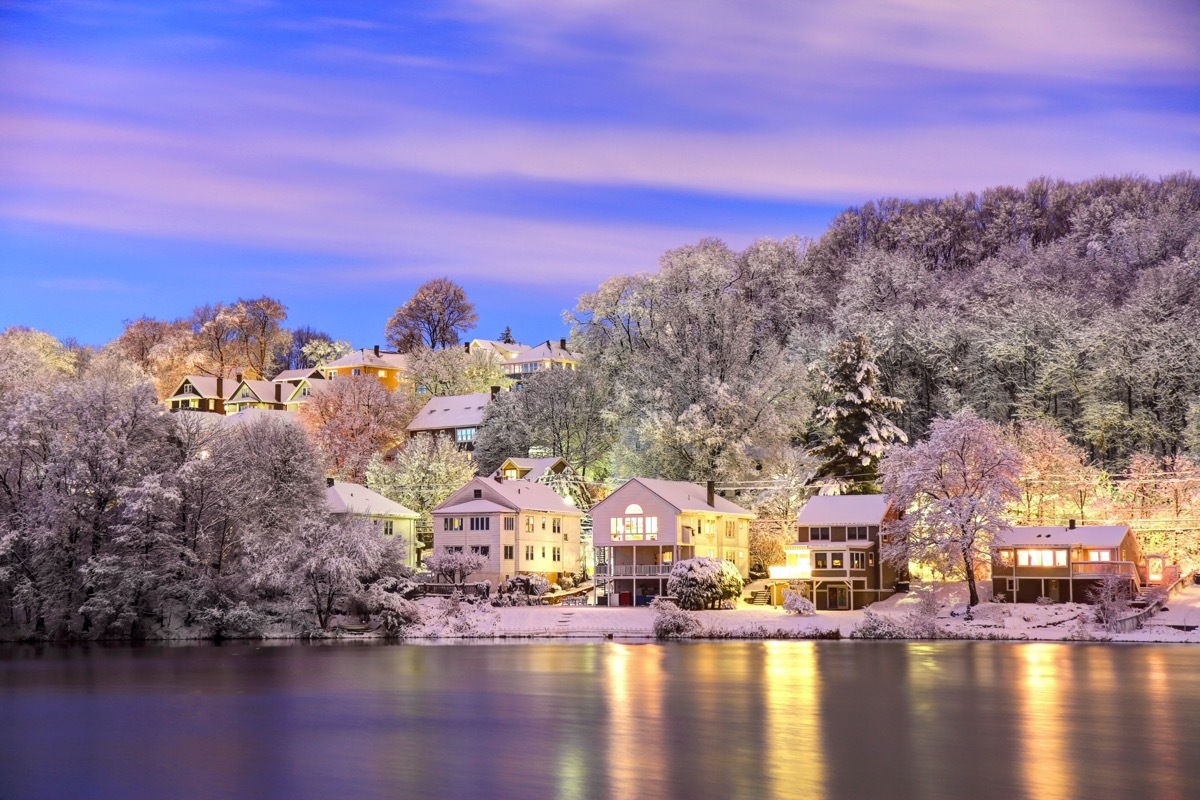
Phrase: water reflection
[{"left": 3, "top": 641, "right": 1200, "bottom": 800}]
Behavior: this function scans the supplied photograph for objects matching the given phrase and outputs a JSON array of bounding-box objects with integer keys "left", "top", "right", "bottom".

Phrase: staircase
[{"left": 746, "top": 589, "right": 771, "bottom": 605}]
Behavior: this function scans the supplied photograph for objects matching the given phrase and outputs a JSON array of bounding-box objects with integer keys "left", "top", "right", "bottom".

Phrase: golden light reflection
[
  {"left": 763, "top": 641, "right": 825, "bottom": 799},
  {"left": 1018, "top": 645, "right": 1074, "bottom": 800},
  {"left": 603, "top": 644, "right": 666, "bottom": 799},
  {"left": 906, "top": 643, "right": 947, "bottom": 798}
]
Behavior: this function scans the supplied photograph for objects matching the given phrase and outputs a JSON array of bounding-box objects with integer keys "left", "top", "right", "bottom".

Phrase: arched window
[{"left": 624, "top": 503, "right": 643, "bottom": 515}]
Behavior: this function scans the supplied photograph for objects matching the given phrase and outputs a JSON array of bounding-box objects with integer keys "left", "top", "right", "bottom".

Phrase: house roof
[
  {"left": 326, "top": 481, "right": 419, "bottom": 518},
  {"left": 225, "top": 380, "right": 284, "bottom": 405},
  {"left": 995, "top": 525, "right": 1130, "bottom": 549},
  {"left": 272, "top": 368, "right": 324, "bottom": 383},
  {"left": 168, "top": 375, "right": 235, "bottom": 401},
  {"left": 507, "top": 339, "right": 580, "bottom": 366},
  {"left": 595, "top": 478, "right": 753, "bottom": 516},
  {"left": 323, "top": 348, "right": 410, "bottom": 372},
  {"left": 491, "top": 456, "right": 569, "bottom": 480},
  {"left": 469, "top": 339, "right": 529, "bottom": 359},
  {"left": 797, "top": 495, "right": 893, "bottom": 526},
  {"left": 434, "top": 498, "right": 512, "bottom": 514},
  {"left": 406, "top": 392, "right": 492, "bottom": 432},
  {"left": 434, "top": 477, "right": 583, "bottom": 515}
]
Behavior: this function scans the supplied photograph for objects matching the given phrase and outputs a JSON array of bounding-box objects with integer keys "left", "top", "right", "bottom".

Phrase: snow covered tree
[
  {"left": 423, "top": 548, "right": 488, "bottom": 587},
  {"left": 1088, "top": 572, "right": 1131, "bottom": 631},
  {"left": 881, "top": 409, "right": 1021, "bottom": 607},
  {"left": 385, "top": 277, "right": 478, "bottom": 352},
  {"left": 297, "top": 375, "right": 419, "bottom": 483},
  {"left": 666, "top": 557, "right": 744, "bottom": 610},
  {"left": 408, "top": 345, "right": 511, "bottom": 397},
  {"left": 1005, "top": 418, "right": 1106, "bottom": 523},
  {"left": 365, "top": 435, "right": 475, "bottom": 548},
  {"left": 809, "top": 335, "right": 907, "bottom": 494}
]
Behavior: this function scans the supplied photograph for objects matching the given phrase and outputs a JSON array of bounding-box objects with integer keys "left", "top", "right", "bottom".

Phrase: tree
[
  {"left": 666, "top": 557, "right": 744, "bottom": 610},
  {"left": 498, "top": 326, "right": 517, "bottom": 345},
  {"left": 297, "top": 376, "right": 419, "bottom": 483},
  {"left": 229, "top": 296, "right": 291, "bottom": 379},
  {"left": 809, "top": 335, "right": 907, "bottom": 494},
  {"left": 365, "top": 435, "right": 476, "bottom": 548},
  {"left": 1005, "top": 418, "right": 1105, "bottom": 523},
  {"left": 284, "top": 327, "right": 349, "bottom": 371},
  {"left": 1088, "top": 572, "right": 1131, "bottom": 631},
  {"left": 408, "top": 346, "right": 511, "bottom": 397},
  {"left": 881, "top": 409, "right": 1021, "bottom": 607},
  {"left": 423, "top": 548, "right": 488, "bottom": 586},
  {"left": 385, "top": 277, "right": 478, "bottom": 352}
]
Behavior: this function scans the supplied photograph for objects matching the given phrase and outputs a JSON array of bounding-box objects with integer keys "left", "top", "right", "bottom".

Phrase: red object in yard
[{"left": 619, "top": 592, "right": 632, "bottom": 607}]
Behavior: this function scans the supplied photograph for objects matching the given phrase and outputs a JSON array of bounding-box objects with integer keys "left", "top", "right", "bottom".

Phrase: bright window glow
[{"left": 1088, "top": 550, "right": 1112, "bottom": 562}]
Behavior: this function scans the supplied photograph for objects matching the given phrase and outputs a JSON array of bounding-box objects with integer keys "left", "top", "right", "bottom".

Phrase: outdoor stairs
[
  {"left": 746, "top": 589, "right": 771, "bottom": 605},
  {"left": 1131, "top": 587, "right": 1158, "bottom": 609}
]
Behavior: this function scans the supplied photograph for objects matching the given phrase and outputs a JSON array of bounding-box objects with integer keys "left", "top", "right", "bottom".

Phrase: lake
[{"left": 1, "top": 640, "right": 1198, "bottom": 799}]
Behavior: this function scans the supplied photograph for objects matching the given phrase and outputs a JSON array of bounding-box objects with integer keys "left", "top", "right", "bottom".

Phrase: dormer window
[{"left": 473, "top": 489, "right": 482, "bottom": 498}]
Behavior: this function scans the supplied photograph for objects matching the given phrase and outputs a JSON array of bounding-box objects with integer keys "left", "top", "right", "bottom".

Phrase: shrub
[
  {"left": 849, "top": 609, "right": 909, "bottom": 639},
  {"left": 379, "top": 599, "right": 422, "bottom": 637},
  {"left": 782, "top": 590, "right": 816, "bottom": 616},
  {"left": 491, "top": 574, "right": 550, "bottom": 606},
  {"left": 1035, "top": 595, "right": 1055, "bottom": 606},
  {"left": 667, "top": 557, "right": 745, "bottom": 610},
  {"left": 559, "top": 574, "right": 576, "bottom": 591},
  {"left": 651, "top": 597, "right": 702, "bottom": 639}
]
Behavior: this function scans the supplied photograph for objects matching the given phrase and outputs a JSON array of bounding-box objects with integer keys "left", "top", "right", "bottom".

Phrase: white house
[
  {"left": 325, "top": 479, "right": 423, "bottom": 569},
  {"left": 430, "top": 476, "right": 585, "bottom": 585},
  {"left": 590, "top": 478, "right": 753, "bottom": 606}
]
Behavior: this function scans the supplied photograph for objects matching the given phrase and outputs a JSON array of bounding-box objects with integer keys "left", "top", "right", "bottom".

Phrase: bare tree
[
  {"left": 297, "top": 376, "right": 419, "bottom": 483},
  {"left": 385, "top": 277, "right": 478, "bottom": 352}
]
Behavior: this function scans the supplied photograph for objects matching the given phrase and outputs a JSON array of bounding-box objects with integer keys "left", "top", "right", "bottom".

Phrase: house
[
  {"left": 491, "top": 456, "right": 575, "bottom": 482},
  {"left": 325, "top": 478, "right": 423, "bottom": 569},
  {"left": 467, "top": 338, "right": 528, "bottom": 361},
  {"left": 165, "top": 375, "right": 235, "bottom": 413},
  {"left": 271, "top": 367, "right": 325, "bottom": 385},
  {"left": 278, "top": 377, "right": 324, "bottom": 413},
  {"left": 430, "top": 476, "right": 585, "bottom": 585},
  {"left": 405, "top": 389, "right": 499, "bottom": 450},
  {"left": 991, "top": 522, "right": 1150, "bottom": 604},
  {"left": 502, "top": 338, "right": 579, "bottom": 382},
  {"left": 222, "top": 378, "right": 289, "bottom": 414},
  {"left": 591, "top": 478, "right": 753, "bottom": 606},
  {"left": 771, "top": 495, "right": 899, "bottom": 610},
  {"left": 321, "top": 346, "right": 411, "bottom": 392}
]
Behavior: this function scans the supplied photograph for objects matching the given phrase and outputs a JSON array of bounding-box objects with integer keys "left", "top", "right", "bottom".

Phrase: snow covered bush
[
  {"left": 559, "top": 574, "right": 576, "bottom": 590},
  {"left": 423, "top": 548, "right": 488, "bottom": 587},
  {"left": 849, "top": 609, "right": 909, "bottom": 639},
  {"left": 491, "top": 574, "right": 550, "bottom": 606},
  {"left": 652, "top": 597, "right": 702, "bottom": 639},
  {"left": 903, "top": 583, "right": 942, "bottom": 638},
  {"left": 193, "top": 601, "right": 266, "bottom": 640},
  {"left": 1088, "top": 572, "right": 1132, "bottom": 631},
  {"left": 667, "top": 557, "right": 745, "bottom": 610},
  {"left": 782, "top": 590, "right": 816, "bottom": 616},
  {"left": 1035, "top": 595, "right": 1055, "bottom": 606}
]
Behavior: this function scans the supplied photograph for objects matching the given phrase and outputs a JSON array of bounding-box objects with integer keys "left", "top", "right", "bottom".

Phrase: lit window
[
  {"left": 456, "top": 427, "right": 477, "bottom": 443},
  {"left": 525, "top": 517, "right": 534, "bottom": 533},
  {"left": 443, "top": 517, "right": 463, "bottom": 531},
  {"left": 830, "top": 552, "right": 845, "bottom": 569},
  {"left": 814, "top": 552, "right": 829, "bottom": 570},
  {"left": 850, "top": 552, "right": 865, "bottom": 569},
  {"left": 1088, "top": 550, "right": 1112, "bottom": 562}
]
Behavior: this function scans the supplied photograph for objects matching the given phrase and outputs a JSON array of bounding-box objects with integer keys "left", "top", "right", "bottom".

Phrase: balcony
[
  {"left": 1070, "top": 561, "right": 1136, "bottom": 577},
  {"left": 596, "top": 564, "right": 672, "bottom": 577}
]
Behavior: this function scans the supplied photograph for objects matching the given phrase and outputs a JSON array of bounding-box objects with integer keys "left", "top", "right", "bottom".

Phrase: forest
[{"left": 2, "top": 173, "right": 1199, "bottom": 639}]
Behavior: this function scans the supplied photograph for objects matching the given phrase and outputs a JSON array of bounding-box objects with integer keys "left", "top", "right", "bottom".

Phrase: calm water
[{"left": 2, "top": 640, "right": 1198, "bottom": 800}]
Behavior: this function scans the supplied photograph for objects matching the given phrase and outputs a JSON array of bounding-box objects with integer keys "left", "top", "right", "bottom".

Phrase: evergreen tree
[{"left": 809, "top": 335, "right": 906, "bottom": 494}]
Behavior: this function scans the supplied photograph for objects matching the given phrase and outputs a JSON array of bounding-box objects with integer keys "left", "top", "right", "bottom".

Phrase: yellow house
[
  {"left": 325, "top": 478, "right": 423, "bottom": 569},
  {"left": 321, "top": 346, "right": 411, "bottom": 393}
]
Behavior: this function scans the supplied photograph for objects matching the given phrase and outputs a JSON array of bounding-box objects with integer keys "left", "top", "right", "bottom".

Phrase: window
[
  {"left": 552, "top": 518, "right": 562, "bottom": 534},
  {"left": 814, "top": 552, "right": 829, "bottom": 569},
  {"left": 1016, "top": 549, "right": 1067, "bottom": 567},
  {"left": 1088, "top": 550, "right": 1112, "bottom": 562},
  {"left": 503, "top": 545, "right": 514, "bottom": 560},
  {"left": 997, "top": 549, "right": 1014, "bottom": 566},
  {"left": 724, "top": 521, "right": 735, "bottom": 538},
  {"left": 525, "top": 545, "right": 534, "bottom": 560},
  {"left": 443, "top": 517, "right": 463, "bottom": 531},
  {"left": 610, "top": 515, "right": 658, "bottom": 542},
  {"left": 473, "top": 489, "right": 482, "bottom": 498},
  {"left": 830, "top": 552, "right": 845, "bottom": 569},
  {"left": 456, "top": 427, "right": 477, "bottom": 443},
  {"left": 541, "top": 517, "right": 547, "bottom": 530},
  {"left": 850, "top": 552, "right": 865, "bottom": 570},
  {"left": 525, "top": 517, "right": 534, "bottom": 533},
  {"left": 541, "top": 546, "right": 546, "bottom": 559},
  {"left": 471, "top": 545, "right": 490, "bottom": 558},
  {"left": 847, "top": 526, "right": 869, "bottom": 541},
  {"left": 328, "top": 370, "right": 337, "bottom": 377},
  {"left": 552, "top": 547, "right": 561, "bottom": 562},
  {"left": 503, "top": 517, "right": 515, "bottom": 531},
  {"left": 383, "top": 520, "right": 394, "bottom": 537},
  {"left": 868, "top": 552, "right": 875, "bottom": 567},
  {"left": 811, "top": 527, "right": 831, "bottom": 541},
  {"left": 469, "top": 517, "right": 490, "bottom": 531},
  {"left": 448, "top": 545, "right": 463, "bottom": 553},
  {"left": 351, "top": 368, "right": 361, "bottom": 376}
]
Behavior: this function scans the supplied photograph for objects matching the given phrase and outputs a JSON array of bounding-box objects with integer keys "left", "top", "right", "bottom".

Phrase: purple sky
[{"left": 1, "top": 0, "right": 1197, "bottom": 347}]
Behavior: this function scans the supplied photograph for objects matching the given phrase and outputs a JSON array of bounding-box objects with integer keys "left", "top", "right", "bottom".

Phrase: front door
[{"left": 829, "top": 585, "right": 849, "bottom": 610}]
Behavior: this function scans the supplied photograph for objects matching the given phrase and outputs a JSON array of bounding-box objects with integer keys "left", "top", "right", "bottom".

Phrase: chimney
[
  {"left": 326, "top": 477, "right": 335, "bottom": 487},
  {"left": 494, "top": 474, "right": 503, "bottom": 483},
  {"left": 465, "top": 342, "right": 471, "bottom": 353},
  {"left": 216, "top": 376, "right": 224, "bottom": 397},
  {"left": 707, "top": 480, "right": 716, "bottom": 508},
  {"left": 275, "top": 383, "right": 282, "bottom": 402},
  {"left": 1068, "top": 519, "right": 1076, "bottom": 530},
  {"left": 374, "top": 344, "right": 380, "bottom": 357},
  {"left": 236, "top": 371, "right": 243, "bottom": 383},
  {"left": 559, "top": 338, "right": 567, "bottom": 351},
  {"left": 490, "top": 385, "right": 500, "bottom": 398}
]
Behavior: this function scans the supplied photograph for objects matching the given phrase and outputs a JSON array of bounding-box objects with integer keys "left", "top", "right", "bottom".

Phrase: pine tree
[{"left": 810, "top": 335, "right": 907, "bottom": 494}]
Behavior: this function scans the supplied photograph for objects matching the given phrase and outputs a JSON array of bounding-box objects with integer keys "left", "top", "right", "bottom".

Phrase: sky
[{"left": 1, "top": 0, "right": 1197, "bottom": 348}]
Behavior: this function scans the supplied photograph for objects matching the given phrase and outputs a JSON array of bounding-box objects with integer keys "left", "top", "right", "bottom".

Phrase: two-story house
[
  {"left": 325, "top": 478, "right": 423, "bottom": 570},
  {"left": 405, "top": 389, "right": 499, "bottom": 451},
  {"left": 991, "top": 522, "right": 1145, "bottom": 604},
  {"left": 591, "top": 478, "right": 753, "bottom": 606},
  {"left": 322, "top": 346, "right": 411, "bottom": 392},
  {"left": 430, "top": 476, "right": 584, "bottom": 586},
  {"left": 772, "top": 495, "right": 899, "bottom": 610},
  {"left": 165, "top": 375, "right": 234, "bottom": 413}
]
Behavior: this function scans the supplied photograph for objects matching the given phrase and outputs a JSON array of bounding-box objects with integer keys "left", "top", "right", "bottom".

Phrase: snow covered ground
[{"left": 391, "top": 581, "right": 1200, "bottom": 643}]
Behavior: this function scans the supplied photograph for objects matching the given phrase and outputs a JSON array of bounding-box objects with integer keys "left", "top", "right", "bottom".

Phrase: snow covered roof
[
  {"left": 169, "top": 375, "right": 235, "bottom": 401},
  {"left": 224, "top": 380, "right": 284, "bottom": 405},
  {"left": 221, "top": 407, "right": 297, "bottom": 427},
  {"left": 469, "top": 339, "right": 529, "bottom": 359},
  {"left": 797, "top": 495, "right": 893, "bottom": 526},
  {"left": 434, "top": 477, "right": 583, "bottom": 515},
  {"left": 507, "top": 339, "right": 580, "bottom": 365},
  {"left": 995, "top": 525, "right": 1130, "bottom": 549},
  {"left": 272, "top": 368, "right": 324, "bottom": 383},
  {"left": 323, "top": 348, "right": 410, "bottom": 372},
  {"left": 601, "top": 478, "right": 754, "bottom": 516},
  {"left": 406, "top": 392, "right": 492, "bottom": 432},
  {"left": 326, "top": 481, "right": 419, "bottom": 518},
  {"left": 491, "top": 457, "right": 569, "bottom": 480},
  {"left": 434, "top": 498, "right": 512, "bottom": 514}
]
